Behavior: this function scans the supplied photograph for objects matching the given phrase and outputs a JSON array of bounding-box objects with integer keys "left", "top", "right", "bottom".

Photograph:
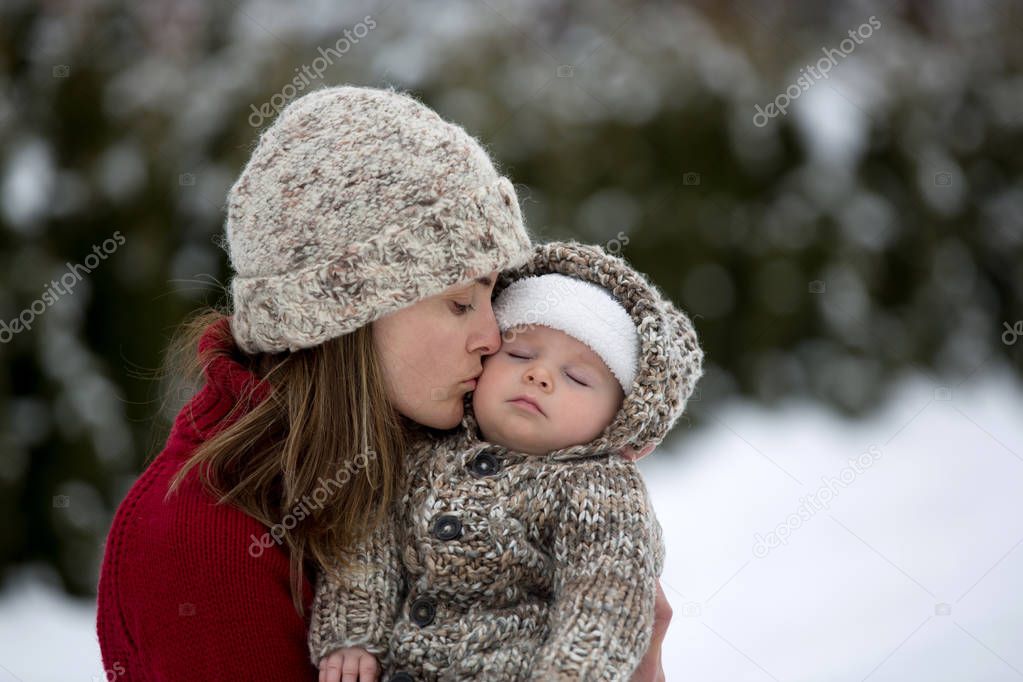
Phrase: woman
[{"left": 96, "top": 85, "right": 670, "bottom": 681}]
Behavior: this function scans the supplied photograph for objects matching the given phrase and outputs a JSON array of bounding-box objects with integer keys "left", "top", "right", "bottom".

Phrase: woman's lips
[{"left": 462, "top": 378, "right": 477, "bottom": 390}]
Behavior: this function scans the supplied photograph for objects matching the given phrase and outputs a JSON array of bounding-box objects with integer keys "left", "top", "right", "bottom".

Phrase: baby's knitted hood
[{"left": 456, "top": 240, "right": 704, "bottom": 461}]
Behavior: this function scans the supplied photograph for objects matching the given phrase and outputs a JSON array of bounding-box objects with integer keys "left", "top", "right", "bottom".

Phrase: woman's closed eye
[{"left": 451, "top": 301, "right": 476, "bottom": 315}]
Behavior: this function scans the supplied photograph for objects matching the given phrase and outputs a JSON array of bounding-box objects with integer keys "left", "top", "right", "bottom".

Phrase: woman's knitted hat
[{"left": 224, "top": 85, "right": 534, "bottom": 354}]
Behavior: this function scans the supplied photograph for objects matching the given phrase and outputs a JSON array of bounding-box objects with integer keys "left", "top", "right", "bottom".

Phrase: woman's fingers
[
  {"left": 320, "top": 653, "right": 343, "bottom": 682},
  {"left": 359, "top": 652, "right": 381, "bottom": 681},
  {"left": 630, "top": 641, "right": 661, "bottom": 682},
  {"left": 650, "top": 580, "right": 672, "bottom": 680},
  {"left": 631, "top": 579, "right": 672, "bottom": 681},
  {"left": 653, "top": 579, "right": 673, "bottom": 634},
  {"left": 341, "top": 654, "right": 362, "bottom": 682},
  {"left": 321, "top": 649, "right": 378, "bottom": 682}
]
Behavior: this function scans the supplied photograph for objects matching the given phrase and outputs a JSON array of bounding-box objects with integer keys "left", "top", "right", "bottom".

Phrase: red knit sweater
[{"left": 96, "top": 318, "right": 318, "bottom": 681}]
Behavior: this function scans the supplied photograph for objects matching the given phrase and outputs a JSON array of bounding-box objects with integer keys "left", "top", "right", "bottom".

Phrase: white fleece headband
[{"left": 492, "top": 273, "right": 640, "bottom": 393}]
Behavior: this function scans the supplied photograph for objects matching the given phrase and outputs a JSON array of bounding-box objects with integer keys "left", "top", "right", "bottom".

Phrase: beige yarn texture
[
  {"left": 224, "top": 85, "right": 534, "bottom": 354},
  {"left": 309, "top": 241, "right": 705, "bottom": 681}
]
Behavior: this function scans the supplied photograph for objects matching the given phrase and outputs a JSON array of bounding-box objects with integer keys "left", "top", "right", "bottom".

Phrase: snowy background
[
  {"left": 2, "top": 0, "right": 1022, "bottom": 679},
  {"left": 646, "top": 365, "right": 1023, "bottom": 681}
]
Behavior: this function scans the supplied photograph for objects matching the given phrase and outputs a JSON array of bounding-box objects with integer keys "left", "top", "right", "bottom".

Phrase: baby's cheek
[
  {"left": 471, "top": 375, "right": 494, "bottom": 415},
  {"left": 564, "top": 397, "right": 609, "bottom": 439},
  {"left": 470, "top": 387, "right": 500, "bottom": 441},
  {"left": 475, "top": 361, "right": 504, "bottom": 392}
]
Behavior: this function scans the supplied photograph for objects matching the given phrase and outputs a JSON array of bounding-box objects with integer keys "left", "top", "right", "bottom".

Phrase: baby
[{"left": 308, "top": 241, "right": 703, "bottom": 682}]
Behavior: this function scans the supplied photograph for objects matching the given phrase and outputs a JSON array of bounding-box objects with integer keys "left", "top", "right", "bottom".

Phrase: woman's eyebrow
[{"left": 450, "top": 276, "right": 492, "bottom": 296}]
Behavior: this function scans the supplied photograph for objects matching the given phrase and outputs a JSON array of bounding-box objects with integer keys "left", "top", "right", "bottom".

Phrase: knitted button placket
[
  {"left": 431, "top": 514, "right": 462, "bottom": 541},
  {"left": 410, "top": 596, "right": 436, "bottom": 627}
]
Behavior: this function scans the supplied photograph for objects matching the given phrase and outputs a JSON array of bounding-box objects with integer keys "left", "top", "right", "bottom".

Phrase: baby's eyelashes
[{"left": 567, "top": 373, "right": 589, "bottom": 386}]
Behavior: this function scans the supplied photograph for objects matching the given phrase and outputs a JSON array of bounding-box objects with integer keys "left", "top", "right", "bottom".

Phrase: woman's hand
[
  {"left": 620, "top": 442, "right": 669, "bottom": 680},
  {"left": 619, "top": 443, "right": 656, "bottom": 462},
  {"left": 631, "top": 579, "right": 671, "bottom": 682},
  {"left": 319, "top": 647, "right": 380, "bottom": 682}
]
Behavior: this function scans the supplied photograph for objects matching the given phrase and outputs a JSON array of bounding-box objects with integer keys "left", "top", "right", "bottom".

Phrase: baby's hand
[{"left": 318, "top": 647, "right": 380, "bottom": 682}]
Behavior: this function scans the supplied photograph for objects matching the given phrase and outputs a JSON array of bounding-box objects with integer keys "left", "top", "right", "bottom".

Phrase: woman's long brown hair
[{"left": 162, "top": 307, "right": 412, "bottom": 615}]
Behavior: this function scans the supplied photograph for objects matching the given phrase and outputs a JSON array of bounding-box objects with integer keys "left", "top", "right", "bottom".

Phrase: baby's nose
[{"left": 526, "top": 369, "right": 550, "bottom": 388}]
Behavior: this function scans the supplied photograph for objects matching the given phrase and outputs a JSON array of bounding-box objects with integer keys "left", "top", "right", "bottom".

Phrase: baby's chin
[
  {"left": 474, "top": 407, "right": 583, "bottom": 456},
  {"left": 473, "top": 404, "right": 542, "bottom": 454},
  {"left": 483, "top": 434, "right": 548, "bottom": 456}
]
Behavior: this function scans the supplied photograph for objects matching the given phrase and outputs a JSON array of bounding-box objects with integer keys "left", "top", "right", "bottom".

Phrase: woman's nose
[{"left": 469, "top": 306, "right": 502, "bottom": 356}]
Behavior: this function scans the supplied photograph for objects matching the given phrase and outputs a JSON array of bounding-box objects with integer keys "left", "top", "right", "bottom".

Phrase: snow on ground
[
  {"left": 641, "top": 361, "right": 1023, "bottom": 682},
  {"left": 0, "top": 567, "right": 106, "bottom": 681},
  {"left": 1, "top": 363, "right": 1021, "bottom": 681}
]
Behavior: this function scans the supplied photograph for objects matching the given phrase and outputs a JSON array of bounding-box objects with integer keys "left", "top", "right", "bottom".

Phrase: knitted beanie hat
[
  {"left": 491, "top": 273, "right": 640, "bottom": 394},
  {"left": 224, "top": 85, "right": 534, "bottom": 354}
]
